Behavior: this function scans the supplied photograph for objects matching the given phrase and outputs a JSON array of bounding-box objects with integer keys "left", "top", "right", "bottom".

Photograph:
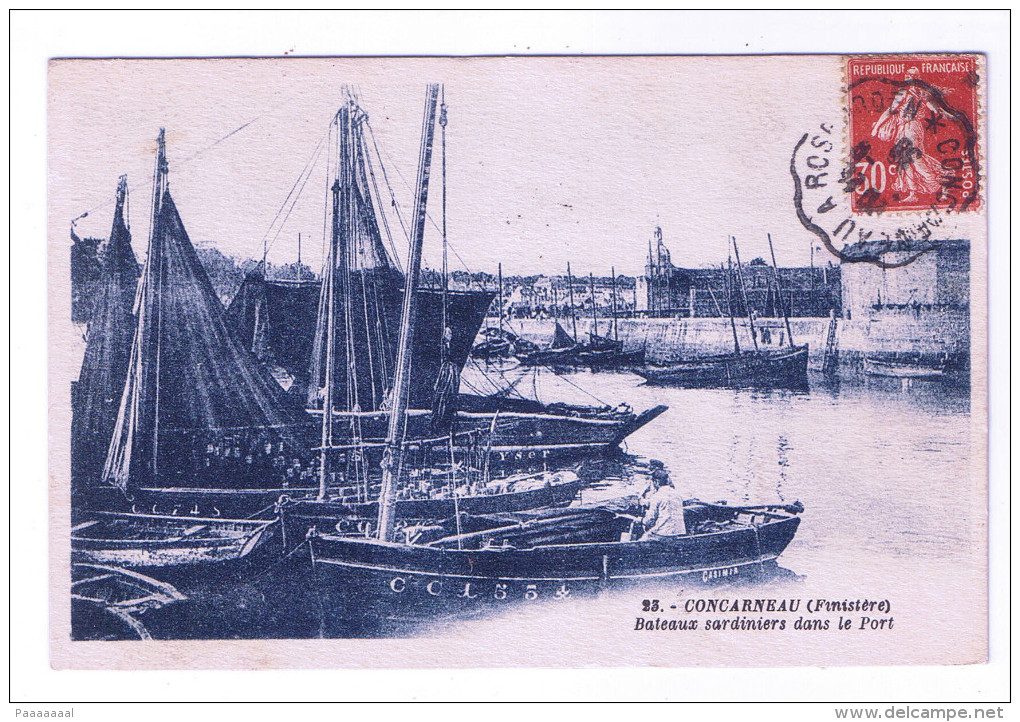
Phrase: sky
[{"left": 51, "top": 57, "right": 857, "bottom": 277}]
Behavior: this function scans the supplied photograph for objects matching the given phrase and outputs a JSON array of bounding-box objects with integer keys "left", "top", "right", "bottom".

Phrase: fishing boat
[
  {"left": 277, "top": 468, "right": 585, "bottom": 546},
  {"left": 80, "top": 128, "right": 316, "bottom": 519},
  {"left": 71, "top": 512, "right": 277, "bottom": 568},
  {"left": 303, "top": 499, "right": 804, "bottom": 616},
  {"left": 71, "top": 175, "right": 140, "bottom": 494},
  {"left": 519, "top": 269, "right": 645, "bottom": 370},
  {"left": 638, "top": 345, "right": 809, "bottom": 389},
  {"left": 865, "top": 352, "right": 949, "bottom": 380},
  {"left": 278, "top": 87, "right": 609, "bottom": 547},
  {"left": 71, "top": 563, "right": 186, "bottom": 640},
  {"left": 638, "top": 236, "right": 808, "bottom": 390},
  {"left": 220, "top": 96, "right": 663, "bottom": 472}
]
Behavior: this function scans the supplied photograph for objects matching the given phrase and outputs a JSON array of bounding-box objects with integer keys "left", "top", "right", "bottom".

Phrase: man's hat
[{"left": 648, "top": 459, "right": 665, "bottom": 469}]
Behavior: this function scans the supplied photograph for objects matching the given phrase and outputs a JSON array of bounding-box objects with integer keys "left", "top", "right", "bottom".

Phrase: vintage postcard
[{"left": 48, "top": 55, "right": 988, "bottom": 670}]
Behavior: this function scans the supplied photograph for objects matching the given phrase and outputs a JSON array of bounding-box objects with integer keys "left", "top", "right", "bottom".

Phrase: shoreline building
[
  {"left": 838, "top": 238, "right": 970, "bottom": 373},
  {"left": 637, "top": 227, "right": 841, "bottom": 318}
]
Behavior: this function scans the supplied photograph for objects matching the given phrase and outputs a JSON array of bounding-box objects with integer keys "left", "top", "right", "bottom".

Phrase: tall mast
[
  {"left": 731, "top": 237, "right": 759, "bottom": 352},
  {"left": 150, "top": 128, "right": 169, "bottom": 478},
  {"left": 724, "top": 260, "right": 740, "bottom": 353},
  {"left": 610, "top": 266, "right": 619, "bottom": 342},
  {"left": 497, "top": 262, "right": 503, "bottom": 334},
  {"left": 440, "top": 88, "right": 448, "bottom": 337},
  {"left": 317, "top": 178, "right": 341, "bottom": 501},
  {"left": 377, "top": 84, "right": 440, "bottom": 542},
  {"left": 589, "top": 272, "right": 598, "bottom": 338},
  {"left": 566, "top": 262, "right": 577, "bottom": 341},
  {"left": 297, "top": 232, "right": 302, "bottom": 279},
  {"left": 768, "top": 233, "right": 795, "bottom": 348}
]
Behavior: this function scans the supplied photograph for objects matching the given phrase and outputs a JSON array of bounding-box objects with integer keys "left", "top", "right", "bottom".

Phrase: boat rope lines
[
  {"left": 179, "top": 116, "right": 260, "bottom": 167},
  {"left": 72, "top": 116, "right": 262, "bottom": 229},
  {"left": 368, "top": 121, "right": 482, "bottom": 288},
  {"left": 546, "top": 366, "right": 611, "bottom": 408},
  {"left": 256, "top": 123, "right": 330, "bottom": 266}
]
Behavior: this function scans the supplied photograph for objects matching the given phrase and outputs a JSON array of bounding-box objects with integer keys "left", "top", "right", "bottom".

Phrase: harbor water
[{"left": 427, "top": 367, "right": 983, "bottom": 667}]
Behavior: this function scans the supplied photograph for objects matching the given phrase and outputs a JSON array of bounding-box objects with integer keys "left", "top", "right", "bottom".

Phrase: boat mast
[
  {"left": 440, "top": 89, "right": 448, "bottom": 342},
  {"left": 610, "top": 266, "right": 619, "bottom": 342},
  {"left": 150, "top": 129, "right": 169, "bottom": 479},
  {"left": 317, "top": 177, "right": 341, "bottom": 502},
  {"left": 566, "top": 262, "right": 577, "bottom": 340},
  {"left": 768, "top": 233, "right": 795, "bottom": 348},
  {"left": 589, "top": 272, "right": 599, "bottom": 338},
  {"left": 498, "top": 262, "right": 503, "bottom": 334},
  {"left": 724, "top": 260, "right": 741, "bottom": 354},
  {"left": 731, "top": 237, "right": 759, "bottom": 352},
  {"left": 377, "top": 84, "right": 440, "bottom": 543}
]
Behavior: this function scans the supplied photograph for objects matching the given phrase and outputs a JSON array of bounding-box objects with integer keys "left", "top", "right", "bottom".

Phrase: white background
[{"left": 8, "top": 9, "right": 1011, "bottom": 713}]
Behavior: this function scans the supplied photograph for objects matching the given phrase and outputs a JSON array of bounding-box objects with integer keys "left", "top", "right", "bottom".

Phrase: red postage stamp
[{"left": 847, "top": 55, "right": 981, "bottom": 214}]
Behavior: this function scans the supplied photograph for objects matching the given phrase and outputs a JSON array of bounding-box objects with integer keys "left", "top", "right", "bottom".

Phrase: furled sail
[
  {"left": 102, "top": 131, "right": 308, "bottom": 493},
  {"left": 72, "top": 175, "right": 140, "bottom": 487},
  {"left": 305, "top": 99, "right": 493, "bottom": 414}
]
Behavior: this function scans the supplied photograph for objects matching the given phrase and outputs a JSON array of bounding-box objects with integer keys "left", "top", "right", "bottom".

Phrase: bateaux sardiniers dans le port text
[{"left": 634, "top": 597, "right": 894, "bottom": 632}]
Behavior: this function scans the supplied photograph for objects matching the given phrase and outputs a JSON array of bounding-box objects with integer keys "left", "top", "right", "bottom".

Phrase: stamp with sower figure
[{"left": 847, "top": 56, "right": 980, "bottom": 214}]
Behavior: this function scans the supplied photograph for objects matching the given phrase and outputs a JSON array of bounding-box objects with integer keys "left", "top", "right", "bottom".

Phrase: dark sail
[
  {"left": 103, "top": 131, "right": 308, "bottom": 493},
  {"left": 303, "top": 100, "right": 494, "bottom": 414},
  {"left": 225, "top": 272, "right": 321, "bottom": 399},
  {"left": 551, "top": 321, "right": 576, "bottom": 349},
  {"left": 72, "top": 175, "right": 140, "bottom": 487},
  {"left": 228, "top": 273, "right": 492, "bottom": 410}
]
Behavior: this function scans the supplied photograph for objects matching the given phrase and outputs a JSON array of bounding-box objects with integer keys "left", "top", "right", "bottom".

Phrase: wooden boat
[
  {"left": 518, "top": 280, "right": 646, "bottom": 371},
  {"left": 71, "top": 511, "right": 277, "bottom": 568},
  {"left": 71, "top": 563, "right": 186, "bottom": 640},
  {"left": 303, "top": 500, "right": 804, "bottom": 615},
  {"left": 638, "top": 237, "right": 808, "bottom": 389},
  {"left": 638, "top": 344, "right": 809, "bottom": 389},
  {"left": 278, "top": 469, "right": 585, "bottom": 541},
  {"left": 865, "top": 353, "right": 948, "bottom": 380}
]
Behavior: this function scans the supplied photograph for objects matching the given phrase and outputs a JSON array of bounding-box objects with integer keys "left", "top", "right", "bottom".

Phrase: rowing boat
[{"left": 71, "top": 511, "right": 277, "bottom": 568}]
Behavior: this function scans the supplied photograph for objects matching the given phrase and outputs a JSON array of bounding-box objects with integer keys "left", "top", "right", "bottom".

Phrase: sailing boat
[
  {"left": 79, "top": 129, "right": 314, "bottom": 537},
  {"left": 280, "top": 86, "right": 589, "bottom": 529},
  {"left": 637, "top": 237, "right": 808, "bottom": 389},
  {"left": 292, "top": 88, "right": 788, "bottom": 624},
  {"left": 72, "top": 175, "right": 141, "bottom": 495},
  {"left": 519, "top": 268, "right": 645, "bottom": 370},
  {"left": 223, "top": 92, "right": 665, "bottom": 469}
]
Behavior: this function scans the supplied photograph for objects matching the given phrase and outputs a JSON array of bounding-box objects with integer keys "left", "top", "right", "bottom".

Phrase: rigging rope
[
  {"left": 370, "top": 126, "right": 482, "bottom": 288},
  {"left": 545, "top": 366, "right": 611, "bottom": 407},
  {"left": 257, "top": 127, "right": 329, "bottom": 263}
]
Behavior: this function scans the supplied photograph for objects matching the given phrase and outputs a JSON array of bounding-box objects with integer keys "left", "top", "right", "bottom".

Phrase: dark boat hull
[
  {"left": 305, "top": 510, "right": 801, "bottom": 619},
  {"left": 82, "top": 404, "right": 668, "bottom": 518},
  {"left": 519, "top": 346, "right": 646, "bottom": 370},
  {"left": 638, "top": 345, "right": 809, "bottom": 389}
]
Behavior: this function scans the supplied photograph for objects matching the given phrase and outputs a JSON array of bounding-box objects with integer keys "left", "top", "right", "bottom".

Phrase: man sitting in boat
[{"left": 640, "top": 463, "right": 687, "bottom": 539}]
